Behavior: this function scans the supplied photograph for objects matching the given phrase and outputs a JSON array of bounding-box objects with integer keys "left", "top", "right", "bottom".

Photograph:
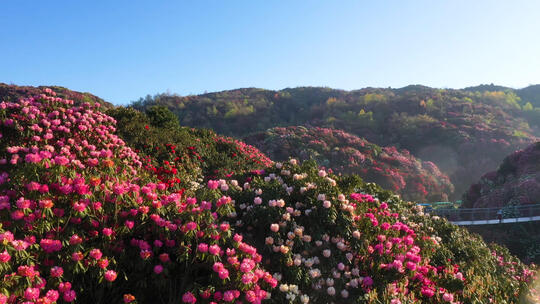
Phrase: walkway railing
[{"left": 426, "top": 204, "right": 540, "bottom": 226}]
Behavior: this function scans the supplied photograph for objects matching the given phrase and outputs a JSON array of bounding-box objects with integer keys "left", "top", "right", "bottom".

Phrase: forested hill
[{"left": 132, "top": 85, "right": 540, "bottom": 199}]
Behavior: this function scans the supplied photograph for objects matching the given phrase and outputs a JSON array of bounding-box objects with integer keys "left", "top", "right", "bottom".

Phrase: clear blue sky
[{"left": 1, "top": 1, "right": 540, "bottom": 105}]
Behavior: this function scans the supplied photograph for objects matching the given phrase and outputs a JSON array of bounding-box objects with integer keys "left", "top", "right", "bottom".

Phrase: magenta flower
[
  {"left": 63, "top": 290, "right": 76, "bottom": 302},
  {"left": 104, "top": 270, "right": 118, "bottom": 282},
  {"left": 154, "top": 264, "right": 164, "bottom": 274},
  {"left": 182, "top": 292, "right": 197, "bottom": 303},
  {"left": 0, "top": 251, "right": 11, "bottom": 263},
  {"left": 24, "top": 287, "right": 40, "bottom": 300}
]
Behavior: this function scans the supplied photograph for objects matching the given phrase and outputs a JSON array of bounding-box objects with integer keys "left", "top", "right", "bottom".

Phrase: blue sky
[{"left": 1, "top": 1, "right": 540, "bottom": 104}]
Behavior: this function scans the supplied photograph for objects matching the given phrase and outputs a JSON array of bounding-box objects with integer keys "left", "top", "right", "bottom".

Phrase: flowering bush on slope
[
  {"left": 188, "top": 160, "right": 536, "bottom": 303},
  {"left": 463, "top": 141, "right": 540, "bottom": 208},
  {"left": 0, "top": 83, "right": 111, "bottom": 109},
  {"left": 246, "top": 126, "right": 454, "bottom": 202},
  {"left": 0, "top": 91, "right": 274, "bottom": 303},
  {"left": 107, "top": 106, "right": 272, "bottom": 193}
]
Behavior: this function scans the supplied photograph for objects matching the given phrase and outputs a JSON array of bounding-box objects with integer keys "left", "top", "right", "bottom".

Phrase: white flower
[
  {"left": 327, "top": 287, "right": 335, "bottom": 296},
  {"left": 300, "top": 295, "right": 309, "bottom": 304},
  {"left": 289, "top": 159, "right": 298, "bottom": 165},
  {"left": 337, "top": 194, "right": 346, "bottom": 201},
  {"left": 340, "top": 290, "right": 349, "bottom": 298},
  {"left": 352, "top": 230, "right": 361, "bottom": 239},
  {"left": 276, "top": 162, "right": 283, "bottom": 169},
  {"left": 326, "top": 278, "right": 334, "bottom": 286},
  {"left": 318, "top": 170, "right": 327, "bottom": 177},
  {"left": 254, "top": 197, "right": 262, "bottom": 205},
  {"left": 279, "top": 284, "right": 289, "bottom": 292},
  {"left": 323, "top": 249, "right": 331, "bottom": 258},
  {"left": 255, "top": 188, "right": 263, "bottom": 195},
  {"left": 317, "top": 194, "right": 326, "bottom": 201},
  {"left": 309, "top": 268, "right": 321, "bottom": 278},
  {"left": 265, "top": 237, "right": 274, "bottom": 245}
]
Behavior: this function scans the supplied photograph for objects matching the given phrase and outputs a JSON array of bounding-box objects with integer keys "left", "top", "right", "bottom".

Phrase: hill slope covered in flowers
[
  {"left": 0, "top": 89, "right": 538, "bottom": 303},
  {"left": 245, "top": 126, "right": 454, "bottom": 202},
  {"left": 463, "top": 141, "right": 540, "bottom": 208},
  {"left": 0, "top": 83, "right": 112, "bottom": 109},
  {"left": 133, "top": 86, "right": 540, "bottom": 199},
  {"left": 462, "top": 141, "right": 540, "bottom": 264}
]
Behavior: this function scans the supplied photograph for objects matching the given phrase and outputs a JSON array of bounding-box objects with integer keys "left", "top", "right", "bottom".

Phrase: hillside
[
  {"left": 246, "top": 126, "right": 454, "bottom": 202},
  {"left": 463, "top": 141, "right": 540, "bottom": 264},
  {"left": 133, "top": 85, "right": 540, "bottom": 199},
  {"left": 0, "top": 88, "right": 537, "bottom": 303},
  {"left": 0, "top": 83, "right": 113, "bottom": 108},
  {"left": 463, "top": 141, "right": 540, "bottom": 208}
]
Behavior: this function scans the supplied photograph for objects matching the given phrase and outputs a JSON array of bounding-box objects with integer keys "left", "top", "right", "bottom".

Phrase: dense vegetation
[
  {"left": 463, "top": 141, "right": 540, "bottom": 208},
  {"left": 0, "top": 83, "right": 112, "bottom": 108},
  {"left": 132, "top": 85, "right": 540, "bottom": 199},
  {"left": 245, "top": 126, "right": 453, "bottom": 202},
  {"left": 462, "top": 142, "right": 540, "bottom": 264},
  {"left": 0, "top": 87, "right": 538, "bottom": 303}
]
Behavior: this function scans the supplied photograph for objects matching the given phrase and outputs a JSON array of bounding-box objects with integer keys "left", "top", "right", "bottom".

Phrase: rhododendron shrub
[
  {"left": 210, "top": 159, "right": 537, "bottom": 303},
  {"left": 108, "top": 106, "right": 272, "bottom": 194},
  {"left": 246, "top": 126, "right": 454, "bottom": 202},
  {"left": 0, "top": 91, "right": 273, "bottom": 303}
]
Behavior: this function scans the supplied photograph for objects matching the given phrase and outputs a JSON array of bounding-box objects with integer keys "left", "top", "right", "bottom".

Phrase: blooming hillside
[
  {"left": 134, "top": 86, "right": 539, "bottom": 199},
  {"left": 0, "top": 83, "right": 112, "bottom": 109},
  {"left": 0, "top": 89, "right": 537, "bottom": 303},
  {"left": 0, "top": 91, "right": 274, "bottom": 303},
  {"left": 462, "top": 141, "right": 540, "bottom": 264},
  {"left": 463, "top": 141, "right": 540, "bottom": 208},
  {"left": 246, "top": 126, "right": 454, "bottom": 202}
]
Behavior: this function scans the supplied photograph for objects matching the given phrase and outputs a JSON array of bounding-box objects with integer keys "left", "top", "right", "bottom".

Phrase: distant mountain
[
  {"left": 133, "top": 85, "right": 540, "bottom": 199},
  {"left": 463, "top": 83, "right": 513, "bottom": 92},
  {"left": 517, "top": 84, "right": 540, "bottom": 108}
]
